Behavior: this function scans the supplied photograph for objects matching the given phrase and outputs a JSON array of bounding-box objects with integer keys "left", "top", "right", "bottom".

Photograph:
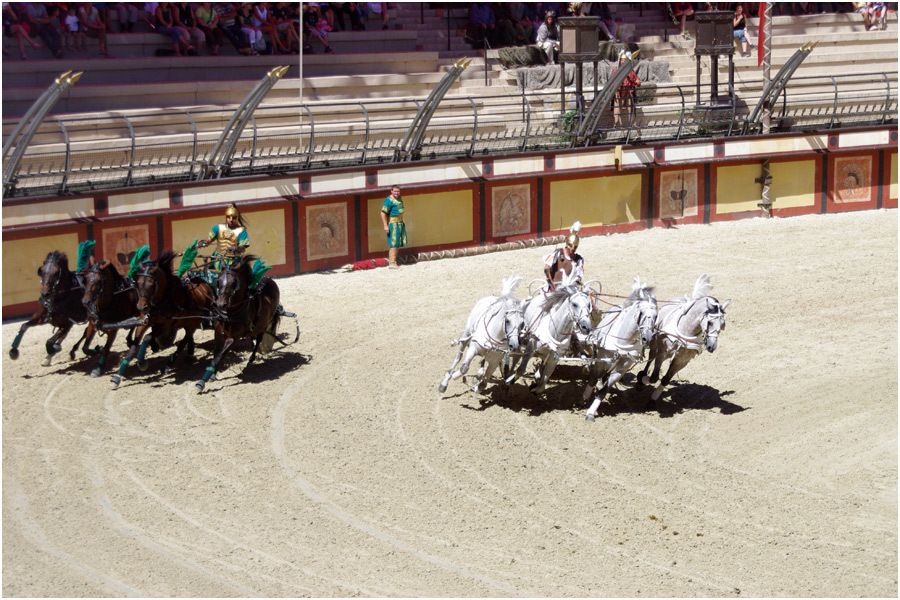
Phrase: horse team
[
  {"left": 10, "top": 248, "right": 298, "bottom": 393},
  {"left": 438, "top": 271, "right": 730, "bottom": 420}
]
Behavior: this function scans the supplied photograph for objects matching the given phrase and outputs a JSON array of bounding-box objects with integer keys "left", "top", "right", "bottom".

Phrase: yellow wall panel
[
  {"left": 367, "top": 189, "right": 473, "bottom": 253},
  {"left": 548, "top": 174, "right": 642, "bottom": 230},
  {"left": 172, "top": 209, "right": 286, "bottom": 266},
  {"left": 890, "top": 152, "right": 897, "bottom": 200},
  {"left": 716, "top": 164, "right": 761, "bottom": 214},
  {"left": 770, "top": 160, "right": 816, "bottom": 209},
  {"left": 3, "top": 233, "right": 79, "bottom": 306}
]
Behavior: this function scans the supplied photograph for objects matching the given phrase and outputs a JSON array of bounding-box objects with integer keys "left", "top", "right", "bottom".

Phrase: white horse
[
  {"left": 514, "top": 269, "right": 594, "bottom": 393},
  {"left": 583, "top": 277, "right": 658, "bottom": 420},
  {"left": 438, "top": 276, "right": 525, "bottom": 394},
  {"left": 638, "top": 274, "right": 730, "bottom": 403}
]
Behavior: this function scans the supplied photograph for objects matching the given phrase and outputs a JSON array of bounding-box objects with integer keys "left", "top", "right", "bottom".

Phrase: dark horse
[
  {"left": 111, "top": 250, "right": 215, "bottom": 388},
  {"left": 82, "top": 260, "right": 139, "bottom": 377},
  {"left": 10, "top": 251, "right": 96, "bottom": 365},
  {"left": 195, "top": 255, "right": 281, "bottom": 392}
]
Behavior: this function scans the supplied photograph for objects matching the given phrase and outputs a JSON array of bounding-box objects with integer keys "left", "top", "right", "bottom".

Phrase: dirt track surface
[{"left": 3, "top": 209, "right": 897, "bottom": 597}]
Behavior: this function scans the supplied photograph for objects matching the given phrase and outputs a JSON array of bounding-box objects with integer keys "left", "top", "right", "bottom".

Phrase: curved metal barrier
[{"left": 2, "top": 70, "right": 896, "bottom": 199}]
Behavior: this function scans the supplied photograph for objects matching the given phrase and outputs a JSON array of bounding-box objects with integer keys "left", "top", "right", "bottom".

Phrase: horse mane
[
  {"left": 235, "top": 254, "right": 255, "bottom": 281},
  {"left": 691, "top": 274, "right": 713, "bottom": 300},
  {"left": 96, "top": 259, "right": 127, "bottom": 284},
  {"left": 44, "top": 251, "right": 69, "bottom": 273},
  {"left": 540, "top": 269, "right": 578, "bottom": 311},
  {"left": 156, "top": 250, "right": 176, "bottom": 276}
]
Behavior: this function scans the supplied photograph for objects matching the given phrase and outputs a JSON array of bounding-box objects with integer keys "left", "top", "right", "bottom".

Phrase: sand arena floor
[{"left": 2, "top": 209, "right": 897, "bottom": 597}]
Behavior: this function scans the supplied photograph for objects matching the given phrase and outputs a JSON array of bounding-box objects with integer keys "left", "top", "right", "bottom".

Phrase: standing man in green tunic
[{"left": 380, "top": 184, "right": 406, "bottom": 269}]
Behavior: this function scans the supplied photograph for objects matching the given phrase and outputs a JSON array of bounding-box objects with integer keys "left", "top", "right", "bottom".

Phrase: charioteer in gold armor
[{"left": 197, "top": 203, "right": 250, "bottom": 269}]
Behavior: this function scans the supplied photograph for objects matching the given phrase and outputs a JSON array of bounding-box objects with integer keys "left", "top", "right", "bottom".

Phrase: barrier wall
[{"left": 3, "top": 126, "right": 897, "bottom": 319}]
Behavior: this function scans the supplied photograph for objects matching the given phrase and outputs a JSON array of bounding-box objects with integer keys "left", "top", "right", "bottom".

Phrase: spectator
[
  {"left": 272, "top": 2, "right": 299, "bottom": 53},
  {"left": 143, "top": 2, "right": 159, "bottom": 28},
  {"left": 175, "top": 2, "right": 205, "bottom": 53},
  {"left": 195, "top": 2, "right": 224, "bottom": 55},
  {"left": 115, "top": 2, "right": 139, "bottom": 32},
  {"left": 493, "top": 2, "right": 518, "bottom": 47},
  {"left": 535, "top": 9, "right": 560, "bottom": 64},
  {"left": 254, "top": 2, "right": 287, "bottom": 54},
  {"left": 302, "top": 3, "right": 334, "bottom": 53},
  {"left": 22, "top": 2, "right": 64, "bottom": 58},
  {"left": 865, "top": 2, "right": 887, "bottom": 29},
  {"left": 363, "top": 2, "right": 389, "bottom": 30},
  {"left": 467, "top": 2, "right": 496, "bottom": 48},
  {"left": 3, "top": 2, "right": 42, "bottom": 59},
  {"left": 212, "top": 2, "right": 252, "bottom": 55},
  {"left": 733, "top": 4, "right": 751, "bottom": 56},
  {"left": 592, "top": 3, "right": 618, "bottom": 42},
  {"left": 332, "top": 2, "right": 364, "bottom": 31},
  {"left": 611, "top": 49, "right": 640, "bottom": 127},
  {"left": 513, "top": 14, "right": 535, "bottom": 44},
  {"left": 318, "top": 2, "right": 336, "bottom": 30},
  {"left": 78, "top": 2, "right": 109, "bottom": 56},
  {"left": 237, "top": 2, "right": 264, "bottom": 54},
  {"left": 155, "top": 2, "right": 190, "bottom": 55},
  {"left": 670, "top": 2, "right": 694, "bottom": 39},
  {"left": 63, "top": 5, "right": 86, "bottom": 52}
]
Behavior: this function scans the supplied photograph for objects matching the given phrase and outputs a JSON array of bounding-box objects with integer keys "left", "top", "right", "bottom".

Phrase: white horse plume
[
  {"left": 638, "top": 274, "right": 731, "bottom": 404},
  {"left": 692, "top": 273, "right": 713, "bottom": 300}
]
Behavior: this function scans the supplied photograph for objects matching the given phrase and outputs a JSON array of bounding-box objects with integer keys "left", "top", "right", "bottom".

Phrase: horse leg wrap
[
  {"left": 136, "top": 339, "right": 151, "bottom": 363},
  {"left": 11, "top": 331, "right": 25, "bottom": 351},
  {"left": 117, "top": 357, "right": 130, "bottom": 377},
  {"left": 202, "top": 365, "right": 217, "bottom": 383}
]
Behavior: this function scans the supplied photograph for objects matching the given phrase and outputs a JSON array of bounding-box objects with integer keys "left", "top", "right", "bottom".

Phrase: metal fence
[{"left": 3, "top": 70, "right": 896, "bottom": 199}]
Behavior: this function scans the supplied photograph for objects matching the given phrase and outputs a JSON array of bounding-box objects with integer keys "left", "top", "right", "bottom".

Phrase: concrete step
[
  {"left": 3, "top": 78, "right": 303, "bottom": 117},
  {"left": 300, "top": 51, "right": 439, "bottom": 77}
]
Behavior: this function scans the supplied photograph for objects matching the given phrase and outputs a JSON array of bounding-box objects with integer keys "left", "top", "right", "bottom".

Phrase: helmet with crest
[{"left": 565, "top": 220, "right": 582, "bottom": 251}]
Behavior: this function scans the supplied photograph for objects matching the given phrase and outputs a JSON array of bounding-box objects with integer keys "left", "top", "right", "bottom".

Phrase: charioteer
[
  {"left": 543, "top": 220, "right": 584, "bottom": 292},
  {"left": 197, "top": 203, "right": 250, "bottom": 270}
]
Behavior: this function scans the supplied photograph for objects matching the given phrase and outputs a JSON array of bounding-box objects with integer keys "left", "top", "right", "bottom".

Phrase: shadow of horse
[
  {"left": 137, "top": 349, "right": 311, "bottom": 389},
  {"left": 459, "top": 368, "right": 745, "bottom": 419},
  {"left": 24, "top": 347, "right": 119, "bottom": 378}
]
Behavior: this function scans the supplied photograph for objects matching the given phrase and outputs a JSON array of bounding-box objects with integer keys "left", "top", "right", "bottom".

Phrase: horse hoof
[
  {"left": 69, "top": 352, "right": 76, "bottom": 361},
  {"left": 194, "top": 381, "right": 205, "bottom": 393},
  {"left": 137, "top": 360, "right": 149, "bottom": 372},
  {"left": 110, "top": 375, "right": 120, "bottom": 389},
  {"left": 438, "top": 382, "right": 448, "bottom": 393},
  {"left": 42, "top": 357, "right": 52, "bottom": 367},
  {"left": 585, "top": 413, "right": 596, "bottom": 422},
  {"left": 9, "top": 349, "right": 19, "bottom": 360},
  {"left": 90, "top": 368, "right": 101, "bottom": 378}
]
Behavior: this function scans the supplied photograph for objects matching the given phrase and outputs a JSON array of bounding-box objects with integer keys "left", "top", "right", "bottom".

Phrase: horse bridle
[
  {"left": 136, "top": 265, "right": 170, "bottom": 316},
  {"left": 215, "top": 266, "right": 251, "bottom": 323},
  {"left": 85, "top": 264, "right": 133, "bottom": 321},
  {"left": 479, "top": 302, "right": 521, "bottom": 350},
  {"left": 40, "top": 262, "right": 80, "bottom": 312},
  {"left": 543, "top": 290, "right": 590, "bottom": 347}
]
